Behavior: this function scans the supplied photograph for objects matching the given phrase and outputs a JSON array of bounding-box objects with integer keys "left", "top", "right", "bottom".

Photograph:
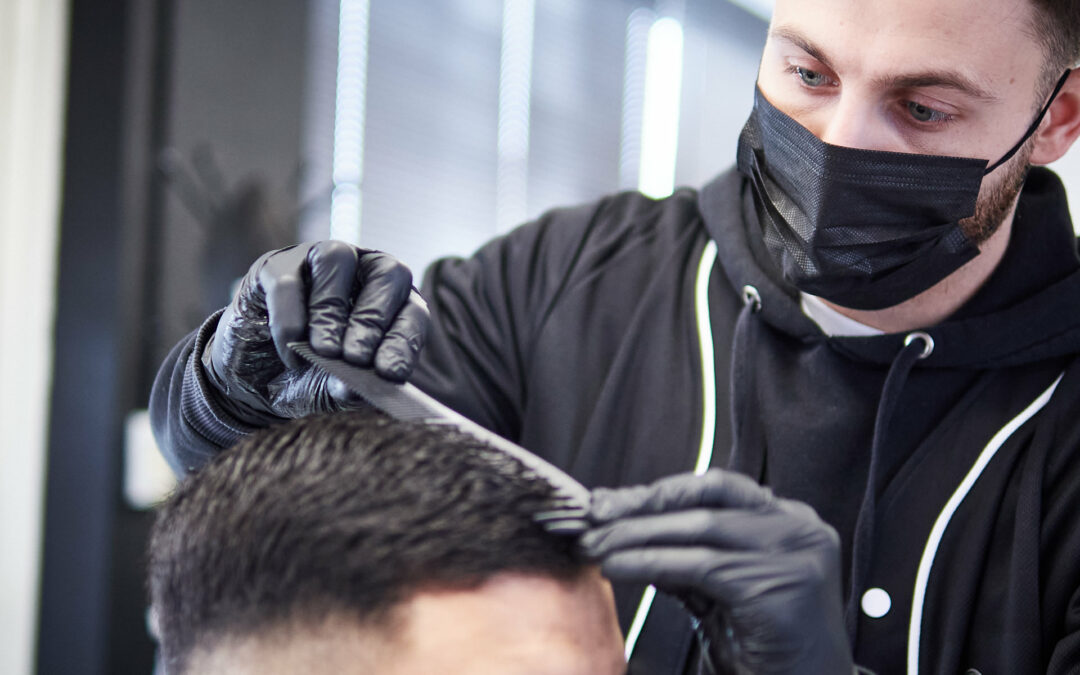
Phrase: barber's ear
[{"left": 1030, "top": 70, "right": 1080, "bottom": 165}]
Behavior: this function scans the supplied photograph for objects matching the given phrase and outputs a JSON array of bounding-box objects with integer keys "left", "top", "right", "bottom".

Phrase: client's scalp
[{"left": 148, "top": 410, "right": 582, "bottom": 674}]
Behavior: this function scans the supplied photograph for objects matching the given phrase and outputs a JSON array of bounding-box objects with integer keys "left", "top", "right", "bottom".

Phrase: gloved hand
[
  {"left": 581, "top": 470, "right": 854, "bottom": 675},
  {"left": 202, "top": 240, "right": 429, "bottom": 422}
]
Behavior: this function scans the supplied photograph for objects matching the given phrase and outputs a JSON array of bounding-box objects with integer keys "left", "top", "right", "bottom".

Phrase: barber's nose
[{"left": 815, "top": 96, "right": 887, "bottom": 151}]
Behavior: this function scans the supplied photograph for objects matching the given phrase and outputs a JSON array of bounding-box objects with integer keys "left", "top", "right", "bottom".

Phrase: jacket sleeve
[
  {"left": 149, "top": 198, "right": 610, "bottom": 475},
  {"left": 148, "top": 309, "right": 269, "bottom": 476}
]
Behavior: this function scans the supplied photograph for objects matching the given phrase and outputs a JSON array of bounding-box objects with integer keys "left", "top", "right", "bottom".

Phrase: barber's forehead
[{"left": 770, "top": 0, "right": 1045, "bottom": 87}]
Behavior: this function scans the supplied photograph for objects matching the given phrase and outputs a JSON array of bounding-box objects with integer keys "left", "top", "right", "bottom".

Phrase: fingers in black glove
[
  {"left": 304, "top": 240, "right": 362, "bottom": 362},
  {"left": 588, "top": 470, "right": 773, "bottom": 523},
  {"left": 581, "top": 469, "right": 852, "bottom": 675},
  {"left": 343, "top": 252, "right": 413, "bottom": 362},
  {"left": 206, "top": 240, "right": 429, "bottom": 421}
]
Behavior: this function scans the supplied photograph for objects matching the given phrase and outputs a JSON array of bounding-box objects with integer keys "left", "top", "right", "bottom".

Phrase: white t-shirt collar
[{"left": 800, "top": 293, "right": 884, "bottom": 337}]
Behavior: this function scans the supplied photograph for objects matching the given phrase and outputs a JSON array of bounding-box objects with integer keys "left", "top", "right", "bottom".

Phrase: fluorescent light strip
[
  {"left": 637, "top": 17, "right": 684, "bottom": 199},
  {"left": 331, "top": 0, "right": 370, "bottom": 244},
  {"left": 496, "top": 0, "right": 535, "bottom": 233},
  {"left": 618, "top": 8, "right": 653, "bottom": 191}
]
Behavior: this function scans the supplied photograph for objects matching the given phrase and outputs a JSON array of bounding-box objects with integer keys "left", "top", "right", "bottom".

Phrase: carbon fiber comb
[{"left": 288, "top": 341, "right": 590, "bottom": 536}]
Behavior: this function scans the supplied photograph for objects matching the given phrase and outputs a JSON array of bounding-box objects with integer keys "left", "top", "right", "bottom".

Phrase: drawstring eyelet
[
  {"left": 742, "top": 285, "right": 762, "bottom": 313},
  {"left": 903, "top": 331, "right": 935, "bottom": 359}
]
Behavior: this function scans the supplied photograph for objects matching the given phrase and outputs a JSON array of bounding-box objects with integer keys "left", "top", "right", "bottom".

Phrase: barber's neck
[{"left": 822, "top": 207, "right": 1017, "bottom": 334}]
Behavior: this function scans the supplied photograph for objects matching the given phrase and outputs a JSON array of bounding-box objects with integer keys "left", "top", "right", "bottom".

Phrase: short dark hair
[
  {"left": 148, "top": 411, "right": 582, "bottom": 674},
  {"left": 1029, "top": 1, "right": 1080, "bottom": 87}
]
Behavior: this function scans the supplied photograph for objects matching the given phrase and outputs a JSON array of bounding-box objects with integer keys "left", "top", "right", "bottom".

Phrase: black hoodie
[{"left": 151, "top": 166, "right": 1080, "bottom": 674}]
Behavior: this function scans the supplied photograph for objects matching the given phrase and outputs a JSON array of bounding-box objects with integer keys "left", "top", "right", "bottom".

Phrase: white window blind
[{"left": 306, "top": 0, "right": 772, "bottom": 277}]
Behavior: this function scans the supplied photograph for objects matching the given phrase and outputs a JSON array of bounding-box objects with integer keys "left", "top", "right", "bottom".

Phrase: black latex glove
[
  {"left": 581, "top": 470, "right": 854, "bottom": 675},
  {"left": 203, "top": 240, "right": 429, "bottom": 422}
]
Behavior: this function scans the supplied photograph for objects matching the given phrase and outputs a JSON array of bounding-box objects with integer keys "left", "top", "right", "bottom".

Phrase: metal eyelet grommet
[
  {"left": 742, "top": 285, "right": 762, "bottom": 313},
  {"left": 904, "top": 331, "right": 935, "bottom": 359}
]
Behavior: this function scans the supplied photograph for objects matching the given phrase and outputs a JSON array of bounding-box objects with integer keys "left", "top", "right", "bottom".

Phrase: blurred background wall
[{"left": 8, "top": 0, "right": 1080, "bottom": 673}]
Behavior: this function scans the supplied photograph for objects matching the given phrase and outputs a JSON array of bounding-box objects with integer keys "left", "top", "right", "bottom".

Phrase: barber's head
[
  {"left": 741, "top": 0, "right": 1080, "bottom": 313},
  {"left": 148, "top": 411, "right": 624, "bottom": 675},
  {"left": 758, "top": 0, "right": 1080, "bottom": 169}
]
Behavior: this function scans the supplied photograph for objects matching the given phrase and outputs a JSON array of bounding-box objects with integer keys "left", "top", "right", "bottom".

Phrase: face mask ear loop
[{"left": 984, "top": 68, "right": 1072, "bottom": 175}]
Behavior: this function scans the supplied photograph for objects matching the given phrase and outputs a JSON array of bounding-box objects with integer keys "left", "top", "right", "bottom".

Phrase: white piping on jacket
[
  {"left": 693, "top": 240, "right": 720, "bottom": 474},
  {"left": 906, "top": 372, "right": 1065, "bottom": 673},
  {"left": 624, "top": 240, "right": 720, "bottom": 662}
]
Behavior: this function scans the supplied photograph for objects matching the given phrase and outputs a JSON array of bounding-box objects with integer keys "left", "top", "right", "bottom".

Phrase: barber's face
[
  {"left": 191, "top": 569, "right": 626, "bottom": 675},
  {"left": 756, "top": 0, "right": 1051, "bottom": 240}
]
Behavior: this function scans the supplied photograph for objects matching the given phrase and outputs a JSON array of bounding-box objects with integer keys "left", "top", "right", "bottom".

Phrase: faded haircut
[{"left": 148, "top": 410, "right": 582, "bottom": 674}]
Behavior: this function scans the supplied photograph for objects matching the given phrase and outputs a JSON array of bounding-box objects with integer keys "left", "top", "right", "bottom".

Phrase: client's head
[{"left": 148, "top": 411, "right": 624, "bottom": 674}]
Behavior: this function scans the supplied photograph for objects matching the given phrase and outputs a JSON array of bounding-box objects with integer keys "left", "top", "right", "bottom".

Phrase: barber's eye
[
  {"left": 907, "top": 101, "right": 945, "bottom": 123},
  {"left": 795, "top": 67, "right": 826, "bottom": 87}
]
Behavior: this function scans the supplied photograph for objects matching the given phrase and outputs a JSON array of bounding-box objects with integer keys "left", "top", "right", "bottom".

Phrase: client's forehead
[
  {"left": 395, "top": 568, "right": 625, "bottom": 675},
  {"left": 191, "top": 569, "right": 625, "bottom": 675}
]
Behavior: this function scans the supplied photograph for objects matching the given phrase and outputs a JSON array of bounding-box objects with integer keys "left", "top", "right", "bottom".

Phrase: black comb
[{"left": 288, "top": 342, "right": 590, "bottom": 536}]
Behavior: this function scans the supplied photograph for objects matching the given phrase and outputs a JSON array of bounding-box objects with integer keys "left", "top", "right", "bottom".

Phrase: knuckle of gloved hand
[
  {"left": 310, "top": 239, "right": 359, "bottom": 267},
  {"left": 384, "top": 264, "right": 414, "bottom": 294},
  {"left": 350, "top": 307, "right": 392, "bottom": 335},
  {"left": 577, "top": 526, "right": 613, "bottom": 558},
  {"left": 362, "top": 251, "right": 413, "bottom": 286},
  {"left": 262, "top": 243, "right": 308, "bottom": 275},
  {"left": 391, "top": 306, "right": 429, "bottom": 344},
  {"left": 406, "top": 306, "right": 431, "bottom": 344},
  {"left": 587, "top": 486, "right": 641, "bottom": 522},
  {"left": 229, "top": 276, "right": 266, "bottom": 319},
  {"left": 687, "top": 509, "right": 727, "bottom": 538},
  {"left": 374, "top": 346, "right": 414, "bottom": 379},
  {"left": 783, "top": 520, "right": 840, "bottom": 561},
  {"left": 405, "top": 331, "right": 425, "bottom": 354},
  {"left": 409, "top": 288, "right": 430, "bottom": 313},
  {"left": 260, "top": 267, "right": 303, "bottom": 302},
  {"left": 651, "top": 473, "right": 696, "bottom": 510},
  {"left": 310, "top": 297, "right": 352, "bottom": 333}
]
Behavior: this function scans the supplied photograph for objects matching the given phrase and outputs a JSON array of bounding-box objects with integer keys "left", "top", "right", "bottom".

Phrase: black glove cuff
[{"left": 180, "top": 310, "right": 280, "bottom": 451}]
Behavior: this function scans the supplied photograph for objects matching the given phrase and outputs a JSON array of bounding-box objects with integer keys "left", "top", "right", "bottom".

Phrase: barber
[{"left": 152, "top": 1, "right": 1080, "bottom": 672}]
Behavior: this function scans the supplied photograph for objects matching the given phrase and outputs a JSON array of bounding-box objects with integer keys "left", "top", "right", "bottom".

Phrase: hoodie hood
[{"left": 698, "top": 166, "right": 1080, "bottom": 368}]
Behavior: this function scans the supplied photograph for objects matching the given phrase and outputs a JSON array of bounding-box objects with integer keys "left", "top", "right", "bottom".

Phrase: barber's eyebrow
[
  {"left": 769, "top": 25, "right": 1000, "bottom": 102},
  {"left": 770, "top": 26, "right": 835, "bottom": 71}
]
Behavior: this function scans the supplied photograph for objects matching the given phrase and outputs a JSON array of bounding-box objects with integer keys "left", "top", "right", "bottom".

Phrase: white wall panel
[{"left": 0, "top": 1, "right": 69, "bottom": 673}]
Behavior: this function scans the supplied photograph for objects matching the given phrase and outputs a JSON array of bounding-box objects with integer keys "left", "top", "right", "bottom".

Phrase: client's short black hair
[{"left": 148, "top": 411, "right": 582, "bottom": 673}]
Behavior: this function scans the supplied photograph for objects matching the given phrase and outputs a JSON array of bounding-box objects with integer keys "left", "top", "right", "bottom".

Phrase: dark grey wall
[
  {"left": 39, "top": 2, "right": 310, "bottom": 673},
  {"left": 155, "top": 0, "right": 309, "bottom": 359},
  {"left": 38, "top": 1, "right": 131, "bottom": 670}
]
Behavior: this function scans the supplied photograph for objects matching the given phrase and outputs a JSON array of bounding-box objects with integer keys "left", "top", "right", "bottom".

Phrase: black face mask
[{"left": 735, "top": 72, "right": 1070, "bottom": 310}]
